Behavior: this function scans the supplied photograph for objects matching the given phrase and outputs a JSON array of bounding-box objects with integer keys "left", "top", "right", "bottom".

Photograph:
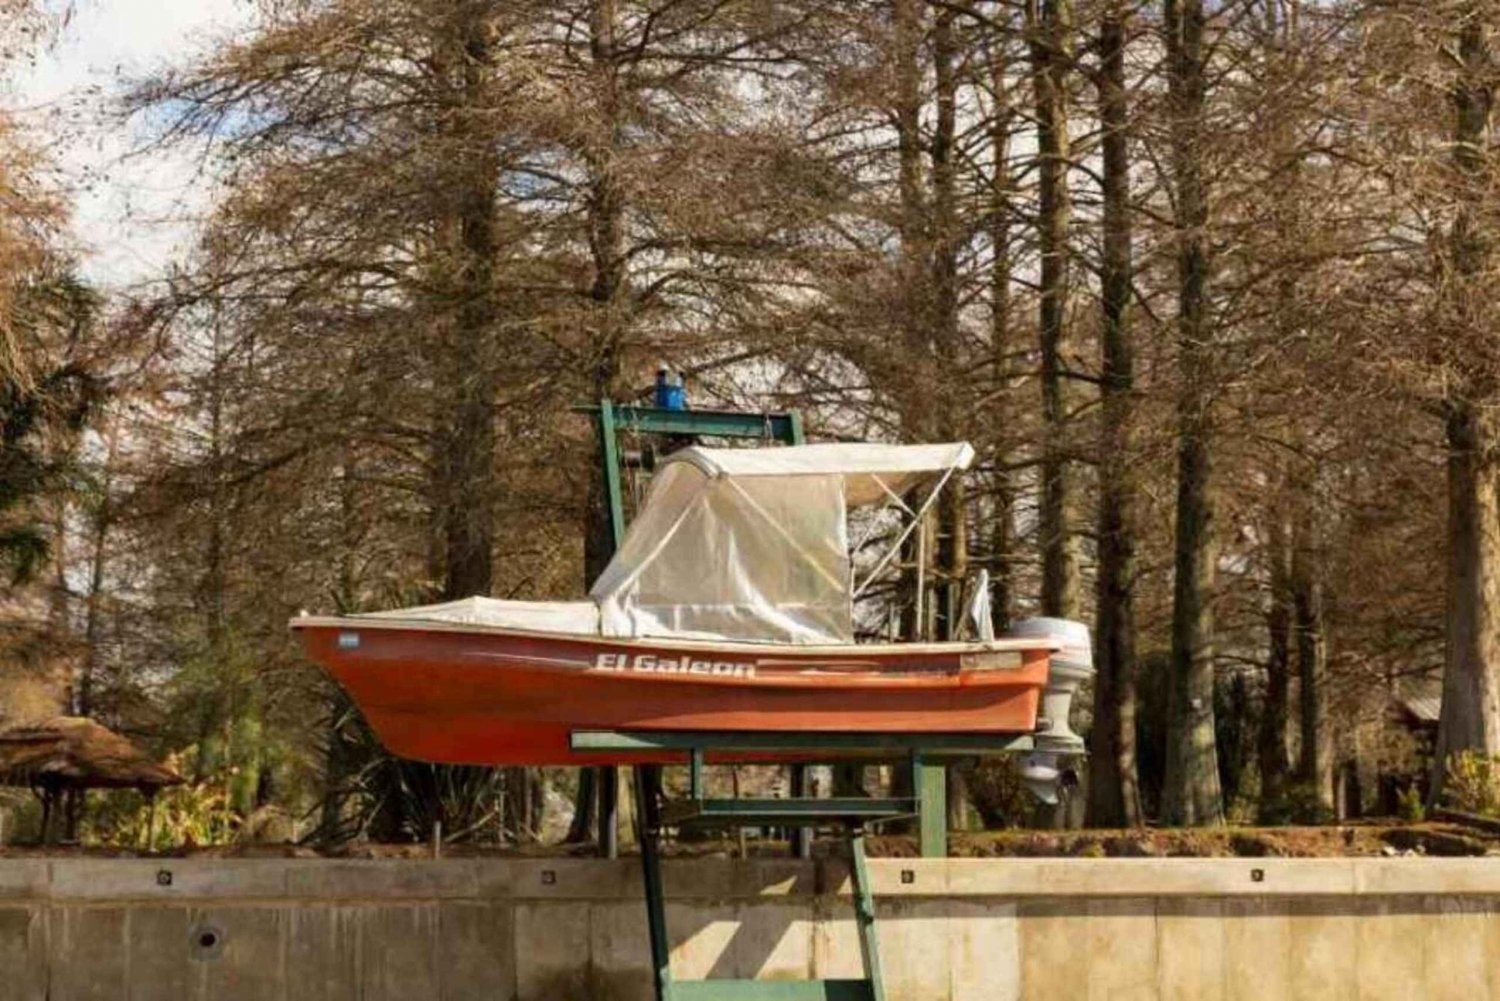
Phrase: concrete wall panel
[
  {"left": 724, "top": 899, "right": 813, "bottom": 980},
  {"left": 437, "top": 901, "right": 516, "bottom": 1001},
  {"left": 1286, "top": 898, "right": 1358, "bottom": 1001},
  {"left": 1354, "top": 899, "right": 1424, "bottom": 1001},
  {"left": 1018, "top": 899, "right": 1088, "bottom": 1001},
  {"left": 514, "top": 900, "right": 590, "bottom": 1000},
  {"left": 0, "top": 906, "right": 46, "bottom": 1001},
  {"left": 946, "top": 899, "right": 1018, "bottom": 1001},
  {"left": 1084, "top": 898, "right": 1156, "bottom": 1001},
  {"left": 49, "top": 907, "right": 127, "bottom": 1001},
  {"left": 359, "top": 905, "right": 440, "bottom": 1001},
  {"left": 1, "top": 858, "right": 1498, "bottom": 1000},
  {"left": 189, "top": 905, "right": 284, "bottom": 1001},
  {"left": 124, "top": 906, "right": 193, "bottom": 1001},
  {"left": 1223, "top": 898, "right": 1291, "bottom": 1001},
  {"left": 1156, "top": 898, "right": 1225, "bottom": 1001},
  {"left": 282, "top": 906, "right": 359, "bottom": 1001}
]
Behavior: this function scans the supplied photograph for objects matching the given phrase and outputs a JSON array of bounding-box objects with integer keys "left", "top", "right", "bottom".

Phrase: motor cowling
[{"left": 1005, "top": 617, "right": 1094, "bottom": 804}]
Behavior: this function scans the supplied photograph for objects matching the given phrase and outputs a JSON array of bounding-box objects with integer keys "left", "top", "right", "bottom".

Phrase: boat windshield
[{"left": 589, "top": 442, "right": 974, "bottom": 644}]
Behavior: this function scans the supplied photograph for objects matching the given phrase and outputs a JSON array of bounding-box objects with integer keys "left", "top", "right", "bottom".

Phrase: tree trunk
[
  {"left": 1433, "top": 7, "right": 1500, "bottom": 804},
  {"left": 435, "top": 8, "right": 501, "bottom": 602},
  {"left": 931, "top": 4, "right": 967, "bottom": 640},
  {"left": 1161, "top": 0, "right": 1224, "bottom": 827},
  {"left": 987, "top": 29, "right": 1016, "bottom": 635},
  {"left": 1028, "top": 0, "right": 1079, "bottom": 618},
  {"left": 583, "top": 0, "right": 628, "bottom": 588},
  {"left": 1088, "top": 0, "right": 1142, "bottom": 828},
  {"left": 78, "top": 479, "right": 110, "bottom": 720},
  {"left": 1437, "top": 405, "right": 1500, "bottom": 786},
  {"left": 192, "top": 318, "right": 231, "bottom": 785},
  {"left": 1259, "top": 506, "right": 1292, "bottom": 814},
  {"left": 893, "top": 0, "right": 934, "bottom": 435},
  {"left": 1291, "top": 493, "right": 1329, "bottom": 804},
  {"left": 1259, "top": 0, "right": 1306, "bottom": 815},
  {"left": 426, "top": 7, "right": 510, "bottom": 842},
  {"left": 891, "top": 0, "right": 934, "bottom": 649},
  {"left": 930, "top": 6, "right": 971, "bottom": 826},
  {"left": 573, "top": 0, "right": 632, "bottom": 847}
]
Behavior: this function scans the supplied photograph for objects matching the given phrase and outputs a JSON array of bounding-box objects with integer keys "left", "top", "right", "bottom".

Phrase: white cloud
[{"left": 9, "top": 0, "right": 258, "bottom": 289}]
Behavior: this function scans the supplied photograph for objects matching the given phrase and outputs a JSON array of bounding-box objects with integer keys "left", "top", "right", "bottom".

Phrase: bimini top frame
[{"left": 588, "top": 440, "right": 975, "bottom": 646}]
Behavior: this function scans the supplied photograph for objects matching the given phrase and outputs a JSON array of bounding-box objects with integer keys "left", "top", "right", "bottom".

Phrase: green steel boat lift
[
  {"left": 578, "top": 398, "right": 958, "bottom": 861},
  {"left": 570, "top": 729, "right": 1034, "bottom": 1001},
  {"left": 577, "top": 396, "right": 1038, "bottom": 999}
]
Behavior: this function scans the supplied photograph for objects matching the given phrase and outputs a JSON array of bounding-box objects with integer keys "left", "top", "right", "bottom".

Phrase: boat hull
[{"left": 295, "top": 620, "right": 1052, "bottom": 765}]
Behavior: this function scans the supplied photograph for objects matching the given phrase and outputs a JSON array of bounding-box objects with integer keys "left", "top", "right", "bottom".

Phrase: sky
[{"left": 9, "top": 0, "right": 258, "bottom": 289}]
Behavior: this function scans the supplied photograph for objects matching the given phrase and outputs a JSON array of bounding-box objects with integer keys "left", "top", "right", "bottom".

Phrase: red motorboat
[{"left": 293, "top": 442, "right": 1089, "bottom": 765}]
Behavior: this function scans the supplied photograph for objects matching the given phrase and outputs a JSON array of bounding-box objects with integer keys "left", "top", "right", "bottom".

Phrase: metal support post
[
  {"left": 848, "top": 825, "right": 886, "bottom": 1001},
  {"left": 690, "top": 748, "right": 705, "bottom": 798},
  {"left": 600, "top": 766, "right": 619, "bottom": 859},
  {"left": 635, "top": 764, "right": 673, "bottom": 1001},
  {"left": 913, "top": 751, "right": 947, "bottom": 858},
  {"left": 597, "top": 399, "right": 627, "bottom": 549},
  {"left": 789, "top": 764, "right": 812, "bottom": 859}
]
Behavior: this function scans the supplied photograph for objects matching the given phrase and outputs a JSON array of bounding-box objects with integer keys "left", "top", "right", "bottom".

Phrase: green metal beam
[
  {"left": 575, "top": 403, "right": 802, "bottom": 442},
  {"left": 670, "top": 981, "right": 874, "bottom": 1001},
  {"left": 597, "top": 399, "right": 627, "bottom": 551},
  {"left": 580, "top": 398, "right": 804, "bottom": 567},
  {"left": 847, "top": 828, "right": 886, "bottom": 1001},
  {"left": 661, "top": 797, "right": 916, "bottom": 828}
]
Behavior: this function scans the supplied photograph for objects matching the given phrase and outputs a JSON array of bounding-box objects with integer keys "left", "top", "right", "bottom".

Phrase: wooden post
[
  {"left": 37, "top": 784, "right": 57, "bottom": 847},
  {"left": 145, "top": 790, "right": 160, "bottom": 851}
]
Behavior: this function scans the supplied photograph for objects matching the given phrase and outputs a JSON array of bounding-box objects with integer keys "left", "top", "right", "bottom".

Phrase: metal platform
[
  {"left": 571, "top": 729, "right": 1035, "bottom": 1001},
  {"left": 569, "top": 729, "right": 1034, "bottom": 755}
]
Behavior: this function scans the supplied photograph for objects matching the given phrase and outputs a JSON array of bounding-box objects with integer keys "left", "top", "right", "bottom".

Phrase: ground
[{"left": 2, "top": 817, "right": 1498, "bottom": 858}]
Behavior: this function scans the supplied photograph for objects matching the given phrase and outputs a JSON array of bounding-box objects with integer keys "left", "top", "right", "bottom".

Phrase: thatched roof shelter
[
  {"left": 0, "top": 716, "right": 181, "bottom": 792},
  {"left": 0, "top": 716, "right": 183, "bottom": 845},
  {"left": 1394, "top": 685, "right": 1442, "bottom": 731}
]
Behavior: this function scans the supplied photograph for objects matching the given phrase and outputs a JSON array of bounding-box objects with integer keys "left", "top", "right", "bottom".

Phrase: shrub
[
  {"left": 1257, "top": 781, "right": 1335, "bottom": 826},
  {"left": 1442, "top": 750, "right": 1500, "bottom": 817},
  {"left": 1395, "top": 783, "right": 1426, "bottom": 823}
]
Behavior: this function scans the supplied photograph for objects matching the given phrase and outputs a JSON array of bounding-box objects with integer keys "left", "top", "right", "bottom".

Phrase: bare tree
[
  {"left": 1161, "top": 0, "right": 1224, "bottom": 826},
  {"left": 1028, "top": 0, "right": 1082, "bottom": 618},
  {"left": 1433, "top": 1, "right": 1500, "bottom": 796},
  {"left": 1088, "top": 0, "right": 1142, "bottom": 828}
]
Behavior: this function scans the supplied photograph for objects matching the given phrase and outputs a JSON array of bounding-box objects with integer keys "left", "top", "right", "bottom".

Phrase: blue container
[{"left": 654, "top": 369, "right": 686, "bottom": 411}]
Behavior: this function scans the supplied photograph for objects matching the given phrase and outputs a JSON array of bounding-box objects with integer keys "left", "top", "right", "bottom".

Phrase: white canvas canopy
[
  {"left": 356, "top": 596, "right": 600, "bottom": 634},
  {"left": 589, "top": 442, "right": 974, "bottom": 644}
]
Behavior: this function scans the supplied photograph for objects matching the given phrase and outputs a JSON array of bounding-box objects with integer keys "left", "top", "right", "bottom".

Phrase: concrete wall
[{"left": 2, "top": 856, "right": 1499, "bottom": 1000}]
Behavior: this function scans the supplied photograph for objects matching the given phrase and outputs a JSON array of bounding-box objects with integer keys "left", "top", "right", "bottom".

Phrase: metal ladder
[{"left": 570, "top": 730, "right": 1033, "bottom": 1001}]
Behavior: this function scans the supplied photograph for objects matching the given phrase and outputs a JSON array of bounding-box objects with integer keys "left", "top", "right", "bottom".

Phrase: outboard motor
[{"left": 1005, "top": 617, "right": 1094, "bottom": 804}]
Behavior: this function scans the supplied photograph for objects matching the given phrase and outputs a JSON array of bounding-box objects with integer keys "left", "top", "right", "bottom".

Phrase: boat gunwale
[{"left": 288, "top": 615, "right": 1063, "bottom": 656}]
